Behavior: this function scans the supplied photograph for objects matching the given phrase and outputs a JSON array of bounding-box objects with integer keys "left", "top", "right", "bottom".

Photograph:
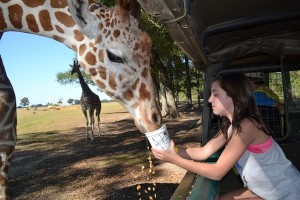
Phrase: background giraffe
[
  {"left": 0, "top": 0, "right": 162, "bottom": 198},
  {"left": 0, "top": 33, "right": 17, "bottom": 199},
  {"left": 71, "top": 60, "right": 101, "bottom": 141}
]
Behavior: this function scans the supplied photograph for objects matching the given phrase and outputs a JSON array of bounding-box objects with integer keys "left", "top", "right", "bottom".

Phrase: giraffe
[
  {"left": 71, "top": 60, "right": 101, "bottom": 141},
  {"left": 0, "top": 0, "right": 162, "bottom": 198},
  {"left": 0, "top": 52, "right": 17, "bottom": 199},
  {"left": 0, "top": 0, "right": 162, "bottom": 131}
]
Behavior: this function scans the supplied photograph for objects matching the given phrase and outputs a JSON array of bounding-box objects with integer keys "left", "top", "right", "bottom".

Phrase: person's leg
[{"left": 219, "top": 188, "right": 263, "bottom": 200}]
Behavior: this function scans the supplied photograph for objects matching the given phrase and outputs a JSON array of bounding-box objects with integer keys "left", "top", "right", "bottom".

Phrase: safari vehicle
[{"left": 139, "top": 0, "right": 300, "bottom": 199}]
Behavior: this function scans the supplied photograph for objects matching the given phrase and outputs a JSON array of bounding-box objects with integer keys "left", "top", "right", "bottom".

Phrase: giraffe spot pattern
[
  {"left": 98, "top": 49, "right": 104, "bottom": 62},
  {"left": 118, "top": 74, "right": 123, "bottom": 82},
  {"left": 26, "top": 14, "right": 39, "bottom": 33},
  {"left": 85, "top": 52, "right": 96, "bottom": 65},
  {"left": 141, "top": 68, "right": 148, "bottom": 79},
  {"left": 0, "top": 127, "right": 14, "bottom": 141},
  {"left": 139, "top": 83, "right": 150, "bottom": 100},
  {"left": 0, "top": 0, "right": 10, "bottom": 3},
  {"left": 96, "top": 79, "right": 106, "bottom": 90},
  {"left": 87, "top": 0, "right": 95, "bottom": 5},
  {"left": 99, "top": 66, "right": 106, "bottom": 80},
  {"left": 123, "top": 89, "right": 133, "bottom": 101},
  {"left": 131, "top": 78, "right": 139, "bottom": 90},
  {"left": 108, "top": 72, "right": 117, "bottom": 90},
  {"left": 50, "top": 0, "right": 68, "bottom": 8},
  {"left": 134, "top": 43, "right": 140, "bottom": 51},
  {"left": 52, "top": 35, "right": 65, "bottom": 43},
  {"left": 0, "top": 7, "right": 7, "bottom": 30},
  {"left": 139, "top": 32, "right": 152, "bottom": 55},
  {"left": 72, "top": 45, "right": 77, "bottom": 52},
  {"left": 111, "top": 19, "right": 115, "bottom": 28},
  {"left": 95, "top": 35, "right": 102, "bottom": 44},
  {"left": 98, "top": 23, "right": 103, "bottom": 31},
  {"left": 89, "top": 68, "right": 97, "bottom": 76},
  {"left": 106, "top": 91, "right": 114, "bottom": 98},
  {"left": 79, "top": 44, "right": 87, "bottom": 56},
  {"left": 55, "top": 11, "right": 75, "bottom": 27},
  {"left": 55, "top": 25, "right": 64, "bottom": 33},
  {"left": 8, "top": 4, "right": 23, "bottom": 29},
  {"left": 39, "top": 10, "right": 53, "bottom": 31},
  {"left": 74, "top": 29, "right": 84, "bottom": 41},
  {"left": 113, "top": 29, "right": 120, "bottom": 38},
  {"left": 22, "top": 0, "right": 46, "bottom": 8},
  {"left": 0, "top": 104, "right": 9, "bottom": 123},
  {"left": 0, "top": 175, "right": 6, "bottom": 186},
  {"left": 3, "top": 165, "right": 9, "bottom": 174},
  {"left": 79, "top": 61, "right": 86, "bottom": 70}
]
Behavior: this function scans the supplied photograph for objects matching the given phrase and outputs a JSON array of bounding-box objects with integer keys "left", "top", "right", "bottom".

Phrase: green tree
[
  {"left": 20, "top": 97, "right": 29, "bottom": 107},
  {"left": 57, "top": 98, "right": 63, "bottom": 105},
  {"left": 74, "top": 99, "right": 81, "bottom": 105},
  {"left": 67, "top": 98, "right": 74, "bottom": 105},
  {"left": 56, "top": 65, "right": 94, "bottom": 86}
]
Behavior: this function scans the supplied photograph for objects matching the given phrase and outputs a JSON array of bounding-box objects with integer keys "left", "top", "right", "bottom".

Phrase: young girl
[{"left": 152, "top": 73, "right": 300, "bottom": 199}]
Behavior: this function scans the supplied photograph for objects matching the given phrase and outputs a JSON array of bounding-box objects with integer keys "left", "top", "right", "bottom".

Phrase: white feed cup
[{"left": 145, "top": 124, "right": 170, "bottom": 150}]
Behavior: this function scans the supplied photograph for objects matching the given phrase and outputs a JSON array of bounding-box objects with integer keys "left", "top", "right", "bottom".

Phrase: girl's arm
[
  {"left": 177, "top": 132, "right": 227, "bottom": 161},
  {"left": 152, "top": 120, "right": 256, "bottom": 180}
]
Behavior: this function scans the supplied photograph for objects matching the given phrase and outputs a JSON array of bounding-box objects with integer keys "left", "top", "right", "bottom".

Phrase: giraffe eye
[{"left": 107, "top": 49, "right": 123, "bottom": 63}]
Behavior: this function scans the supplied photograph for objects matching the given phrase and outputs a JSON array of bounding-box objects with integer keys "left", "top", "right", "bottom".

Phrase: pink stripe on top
[{"left": 247, "top": 137, "right": 273, "bottom": 154}]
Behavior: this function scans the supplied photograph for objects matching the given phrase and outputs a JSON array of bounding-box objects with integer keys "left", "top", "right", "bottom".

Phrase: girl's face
[{"left": 208, "top": 80, "right": 234, "bottom": 119}]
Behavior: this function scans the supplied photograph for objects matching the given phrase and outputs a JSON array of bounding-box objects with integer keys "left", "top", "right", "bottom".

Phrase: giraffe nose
[
  {"left": 145, "top": 110, "right": 162, "bottom": 132},
  {"left": 134, "top": 100, "right": 162, "bottom": 133},
  {"left": 152, "top": 111, "right": 162, "bottom": 125}
]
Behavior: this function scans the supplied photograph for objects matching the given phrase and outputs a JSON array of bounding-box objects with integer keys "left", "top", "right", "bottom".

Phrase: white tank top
[{"left": 235, "top": 137, "right": 300, "bottom": 199}]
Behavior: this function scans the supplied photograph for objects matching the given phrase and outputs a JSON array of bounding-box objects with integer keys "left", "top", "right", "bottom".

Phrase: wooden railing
[{"left": 171, "top": 153, "right": 221, "bottom": 200}]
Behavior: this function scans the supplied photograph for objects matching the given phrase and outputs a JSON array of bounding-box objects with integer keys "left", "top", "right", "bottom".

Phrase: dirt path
[{"left": 8, "top": 108, "right": 201, "bottom": 200}]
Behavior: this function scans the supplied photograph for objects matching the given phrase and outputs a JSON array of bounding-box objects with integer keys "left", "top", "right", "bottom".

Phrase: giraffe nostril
[{"left": 152, "top": 112, "right": 162, "bottom": 125}]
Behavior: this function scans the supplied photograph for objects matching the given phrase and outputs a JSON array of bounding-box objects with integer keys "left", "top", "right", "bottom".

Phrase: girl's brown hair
[{"left": 213, "top": 73, "right": 270, "bottom": 139}]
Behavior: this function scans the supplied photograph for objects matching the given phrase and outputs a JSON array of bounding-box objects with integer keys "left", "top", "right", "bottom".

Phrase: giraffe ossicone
[{"left": 0, "top": 0, "right": 162, "bottom": 133}]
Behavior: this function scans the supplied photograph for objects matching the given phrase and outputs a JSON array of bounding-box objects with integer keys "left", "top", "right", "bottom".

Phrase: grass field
[
  {"left": 17, "top": 102, "right": 128, "bottom": 134},
  {"left": 10, "top": 102, "right": 201, "bottom": 199}
]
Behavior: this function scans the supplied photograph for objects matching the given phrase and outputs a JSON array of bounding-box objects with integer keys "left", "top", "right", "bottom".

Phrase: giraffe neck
[
  {"left": 0, "top": 56, "right": 17, "bottom": 147},
  {"left": 76, "top": 70, "right": 94, "bottom": 95},
  {"left": 0, "top": 0, "right": 163, "bottom": 133},
  {"left": 0, "top": 0, "right": 98, "bottom": 51}
]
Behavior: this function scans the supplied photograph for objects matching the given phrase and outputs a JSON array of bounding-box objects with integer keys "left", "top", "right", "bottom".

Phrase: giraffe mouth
[{"left": 133, "top": 110, "right": 162, "bottom": 134}]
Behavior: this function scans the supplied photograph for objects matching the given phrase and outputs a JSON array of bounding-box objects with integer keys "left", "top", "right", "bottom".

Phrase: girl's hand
[{"left": 151, "top": 140, "right": 179, "bottom": 163}]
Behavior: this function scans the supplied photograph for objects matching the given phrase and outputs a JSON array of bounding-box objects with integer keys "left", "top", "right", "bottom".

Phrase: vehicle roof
[{"left": 139, "top": 0, "right": 300, "bottom": 70}]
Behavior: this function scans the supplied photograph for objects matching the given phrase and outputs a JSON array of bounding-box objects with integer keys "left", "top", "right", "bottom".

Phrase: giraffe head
[
  {"left": 70, "top": 60, "right": 80, "bottom": 75},
  {"left": 68, "top": 0, "right": 162, "bottom": 133}
]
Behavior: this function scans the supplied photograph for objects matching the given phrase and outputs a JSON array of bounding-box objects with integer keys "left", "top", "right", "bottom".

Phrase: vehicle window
[
  {"left": 219, "top": 67, "right": 300, "bottom": 144},
  {"left": 289, "top": 70, "right": 300, "bottom": 106}
]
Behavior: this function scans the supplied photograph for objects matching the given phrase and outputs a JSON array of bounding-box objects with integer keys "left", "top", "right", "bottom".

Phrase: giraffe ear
[
  {"left": 116, "top": 0, "right": 141, "bottom": 23},
  {"left": 67, "top": 0, "right": 97, "bottom": 38},
  {"left": 118, "top": 0, "right": 131, "bottom": 12}
]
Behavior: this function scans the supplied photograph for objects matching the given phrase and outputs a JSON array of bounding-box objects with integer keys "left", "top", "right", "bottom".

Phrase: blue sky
[{"left": 0, "top": 32, "right": 110, "bottom": 106}]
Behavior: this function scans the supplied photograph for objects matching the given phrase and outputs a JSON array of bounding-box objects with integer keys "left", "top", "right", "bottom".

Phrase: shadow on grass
[{"left": 8, "top": 115, "right": 200, "bottom": 199}]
